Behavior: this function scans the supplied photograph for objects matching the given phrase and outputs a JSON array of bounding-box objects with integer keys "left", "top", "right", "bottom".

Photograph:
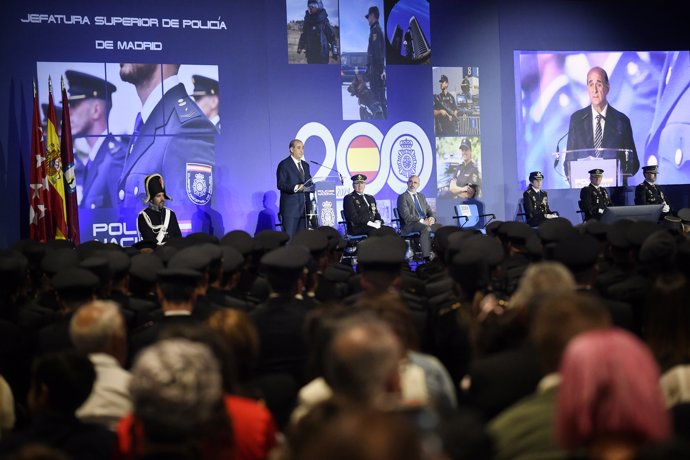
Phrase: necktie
[
  {"left": 128, "top": 113, "right": 143, "bottom": 157},
  {"left": 594, "top": 114, "right": 603, "bottom": 149},
  {"left": 297, "top": 161, "right": 305, "bottom": 181},
  {"left": 413, "top": 194, "right": 424, "bottom": 217}
]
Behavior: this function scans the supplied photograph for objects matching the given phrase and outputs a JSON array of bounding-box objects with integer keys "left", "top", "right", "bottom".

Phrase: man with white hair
[{"left": 70, "top": 300, "right": 131, "bottom": 430}]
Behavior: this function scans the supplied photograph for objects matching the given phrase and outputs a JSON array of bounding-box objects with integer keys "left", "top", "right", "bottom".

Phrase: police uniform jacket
[
  {"left": 579, "top": 184, "right": 612, "bottom": 220},
  {"left": 80, "top": 135, "right": 126, "bottom": 209},
  {"left": 454, "top": 161, "right": 481, "bottom": 190},
  {"left": 118, "top": 83, "right": 216, "bottom": 212},
  {"left": 366, "top": 21, "right": 385, "bottom": 85},
  {"left": 634, "top": 181, "right": 667, "bottom": 205},
  {"left": 343, "top": 191, "right": 382, "bottom": 235},
  {"left": 136, "top": 206, "right": 182, "bottom": 245},
  {"left": 522, "top": 185, "right": 552, "bottom": 227},
  {"left": 434, "top": 92, "right": 458, "bottom": 136}
]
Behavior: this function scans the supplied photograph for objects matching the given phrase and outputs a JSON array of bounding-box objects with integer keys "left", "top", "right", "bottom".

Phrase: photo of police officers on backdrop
[
  {"left": 339, "top": 0, "right": 387, "bottom": 120},
  {"left": 36, "top": 62, "right": 220, "bottom": 238},
  {"left": 286, "top": 0, "right": 340, "bottom": 64},
  {"left": 432, "top": 66, "right": 481, "bottom": 137},
  {"left": 435, "top": 136, "right": 483, "bottom": 199}
]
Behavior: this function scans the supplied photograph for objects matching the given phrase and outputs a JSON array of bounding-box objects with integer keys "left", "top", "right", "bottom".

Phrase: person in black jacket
[
  {"left": 579, "top": 169, "right": 612, "bottom": 221},
  {"left": 634, "top": 165, "right": 670, "bottom": 215},
  {"left": 298, "top": 1, "right": 338, "bottom": 64},
  {"left": 523, "top": 171, "right": 557, "bottom": 226}
]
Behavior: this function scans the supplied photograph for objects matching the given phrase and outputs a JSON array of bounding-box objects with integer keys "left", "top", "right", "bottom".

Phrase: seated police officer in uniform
[
  {"left": 343, "top": 174, "right": 383, "bottom": 236},
  {"left": 522, "top": 171, "right": 558, "bottom": 227},
  {"left": 396, "top": 175, "right": 441, "bottom": 260},
  {"left": 579, "top": 169, "right": 612, "bottom": 221},
  {"left": 634, "top": 165, "right": 671, "bottom": 214},
  {"left": 136, "top": 174, "right": 182, "bottom": 246}
]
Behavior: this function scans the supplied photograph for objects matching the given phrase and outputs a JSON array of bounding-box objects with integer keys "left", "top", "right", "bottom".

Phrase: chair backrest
[{"left": 454, "top": 203, "right": 479, "bottom": 228}]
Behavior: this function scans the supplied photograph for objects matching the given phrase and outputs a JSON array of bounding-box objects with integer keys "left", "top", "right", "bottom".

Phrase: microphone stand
[{"left": 309, "top": 160, "right": 344, "bottom": 185}]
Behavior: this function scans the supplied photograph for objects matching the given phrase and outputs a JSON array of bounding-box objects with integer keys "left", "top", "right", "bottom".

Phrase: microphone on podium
[
  {"left": 554, "top": 129, "right": 570, "bottom": 168},
  {"left": 309, "top": 160, "right": 344, "bottom": 184}
]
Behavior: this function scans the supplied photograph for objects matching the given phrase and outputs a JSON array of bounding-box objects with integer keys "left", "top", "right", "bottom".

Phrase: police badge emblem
[
  {"left": 186, "top": 163, "right": 213, "bottom": 205},
  {"left": 320, "top": 201, "right": 336, "bottom": 227}
]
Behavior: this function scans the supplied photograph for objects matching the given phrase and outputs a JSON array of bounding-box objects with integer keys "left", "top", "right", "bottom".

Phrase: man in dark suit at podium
[
  {"left": 635, "top": 165, "right": 670, "bottom": 214},
  {"left": 343, "top": 174, "right": 383, "bottom": 236},
  {"left": 565, "top": 67, "right": 639, "bottom": 185},
  {"left": 579, "top": 169, "right": 612, "bottom": 220},
  {"left": 277, "top": 139, "right": 312, "bottom": 238}
]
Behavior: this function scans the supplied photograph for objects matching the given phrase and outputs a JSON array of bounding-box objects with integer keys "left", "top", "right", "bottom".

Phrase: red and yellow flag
[
  {"left": 29, "top": 79, "right": 50, "bottom": 242},
  {"left": 61, "top": 76, "right": 80, "bottom": 244},
  {"left": 45, "top": 76, "right": 68, "bottom": 240}
]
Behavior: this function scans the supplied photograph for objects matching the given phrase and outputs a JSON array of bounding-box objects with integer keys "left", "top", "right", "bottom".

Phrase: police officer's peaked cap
[
  {"left": 528, "top": 171, "right": 544, "bottom": 182},
  {"left": 260, "top": 246, "right": 310, "bottom": 271},
  {"left": 351, "top": 174, "right": 367, "bottom": 183},
  {"left": 552, "top": 234, "right": 600, "bottom": 271},
  {"left": 581, "top": 220, "right": 609, "bottom": 242},
  {"left": 220, "top": 230, "right": 255, "bottom": 255},
  {"left": 678, "top": 208, "right": 690, "bottom": 224},
  {"left": 314, "top": 225, "right": 344, "bottom": 251},
  {"left": 156, "top": 268, "right": 202, "bottom": 286},
  {"left": 502, "top": 221, "right": 533, "bottom": 244},
  {"left": 168, "top": 247, "right": 211, "bottom": 273},
  {"left": 439, "top": 74, "right": 449, "bottom": 83},
  {"left": 65, "top": 70, "right": 116, "bottom": 103},
  {"left": 459, "top": 138, "right": 472, "bottom": 150},
  {"left": 642, "top": 165, "right": 659, "bottom": 174},
  {"left": 79, "top": 257, "right": 111, "bottom": 287},
  {"left": 357, "top": 235, "right": 406, "bottom": 266},
  {"left": 191, "top": 75, "right": 219, "bottom": 97},
  {"left": 129, "top": 253, "right": 165, "bottom": 283},
  {"left": 365, "top": 6, "right": 380, "bottom": 19},
  {"left": 538, "top": 218, "right": 576, "bottom": 244},
  {"left": 254, "top": 230, "right": 290, "bottom": 252},
  {"left": 144, "top": 174, "right": 172, "bottom": 202},
  {"left": 97, "top": 250, "right": 131, "bottom": 278},
  {"left": 588, "top": 169, "right": 604, "bottom": 176},
  {"left": 606, "top": 219, "right": 633, "bottom": 249},
  {"left": 485, "top": 220, "right": 504, "bottom": 237},
  {"left": 625, "top": 221, "right": 661, "bottom": 248},
  {"left": 185, "top": 232, "right": 220, "bottom": 245},
  {"left": 639, "top": 230, "right": 676, "bottom": 264},
  {"left": 52, "top": 267, "right": 99, "bottom": 293},
  {"left": 132, "top": 240, "right": 157, "bottom": 252},
  {"left": 464, "top": 235, "right": 505, "bottom": 266},
  {"left": 41, "top": 248, "right": 80, "bottom": 276},
  {"left": 220, "top": 246, "right": 244, "bottom": 272},
  {"left": 292, "top": 230, "right": 329, "bottom": 254}
]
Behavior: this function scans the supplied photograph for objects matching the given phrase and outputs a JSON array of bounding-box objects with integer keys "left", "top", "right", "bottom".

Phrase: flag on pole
[
  {"left": 45, "top": 76, "right": 68, "bottom": 240},
  {"left": 29, "top": 79, "right": 50, "bottom": 242},
  {"left": 61, "top": 75, "right": 80, "bottom": 244}
]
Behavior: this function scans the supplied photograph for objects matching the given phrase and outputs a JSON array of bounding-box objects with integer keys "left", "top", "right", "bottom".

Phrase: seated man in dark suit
[
  {"left": 634, "top": 165, "right": 670, "bottom": 215},
  {"left": 396, "top": 175, "right": 441, "bottom": 260},
  {"left": 343, "top": 174, "right": 383, "bottom": 236},
  {"left": 522, "top": 171, "right": 558, "bottom": 227},
  {"left": 579, "top": 169, "right": 612, "bottom": 221}
]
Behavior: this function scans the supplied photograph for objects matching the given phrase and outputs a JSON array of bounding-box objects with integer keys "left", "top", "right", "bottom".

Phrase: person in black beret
[
  {"left": 136, "top": 174, "right": 182, "bottom": 246},
  {"left": 579, "top": 169, "right": 612, "bottom": 220},
  {"left": 191, "top": 74, "right": 220, "bottom": 131},
  {"left": 522, "top": 171, "right": 558, "bottom": 226},
  {"left": 634, "top": 165, "right": 671, "bottom": 217},
  {"left": 64, "top": 69, "right": 126, "bottom": 210},
  {"left": 343, "top": 174, "right": 385, "bottom": 236}
]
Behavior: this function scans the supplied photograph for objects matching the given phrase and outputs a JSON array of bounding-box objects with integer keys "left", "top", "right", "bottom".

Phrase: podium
[
  {"left": 309, "top": 180, "right": 338, "bottom": 229},
  {"left": 554, "top": 148, "right": 633, "bottom": 188}
]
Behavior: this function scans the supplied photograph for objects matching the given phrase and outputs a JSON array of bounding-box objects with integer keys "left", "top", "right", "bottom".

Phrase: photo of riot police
[
  {"left": 432, "top": 66, "right": 481, "bottom": 137},
  {"left": 384, "top": 0, "right": 431, "bottom": 65},
  {"left": 286, "top": 0, "right": 340, "bottom": 64},
  {"left": 36, "top": 62, "right": 220, "bottom": 235},
  {"left": 514, "top": 50, "right": 690, "bottom": 190},
  {"left": 340, "top": 0, "right": 387, "bottom": 120},
  {"left": 436, "top": 136, "right": 483, "bottom": 199}
]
